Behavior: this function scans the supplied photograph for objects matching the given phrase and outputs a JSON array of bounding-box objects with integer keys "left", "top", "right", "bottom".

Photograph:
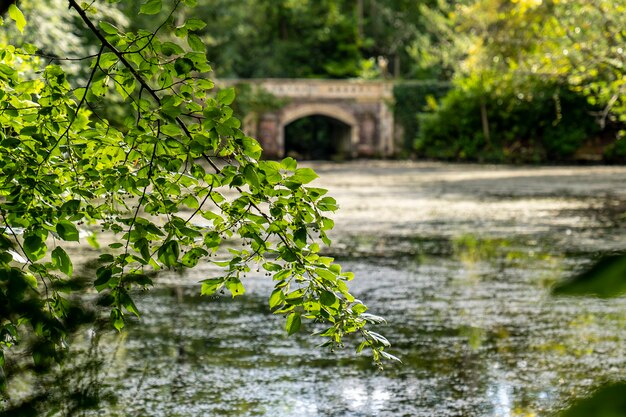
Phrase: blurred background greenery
[{"left": 4, "top": 0, "right": 625, "bottom": 163}]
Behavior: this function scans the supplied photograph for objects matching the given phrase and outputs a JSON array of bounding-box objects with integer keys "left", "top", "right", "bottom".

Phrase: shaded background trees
[{"left": 4, "top": 0, "right": 626, "bottom": 160}]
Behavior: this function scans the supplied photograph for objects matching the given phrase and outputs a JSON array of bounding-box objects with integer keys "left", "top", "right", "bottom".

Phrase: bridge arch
[
  {"left": 278, "top": 103, "right": 360, "bottom": 159},
  {"left": 231, "top": 79, "right": 395, "bottom": 159}
]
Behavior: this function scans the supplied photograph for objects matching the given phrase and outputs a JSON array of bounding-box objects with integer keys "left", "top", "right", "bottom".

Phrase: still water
[{"left": 15, "top": 162, "right": 626, "bottom": 416}]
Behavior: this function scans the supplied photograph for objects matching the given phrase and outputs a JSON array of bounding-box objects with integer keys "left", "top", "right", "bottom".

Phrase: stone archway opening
[
  {"left": 284, "top": 115, "right": 352, "bottom": 160},
  {"left": 278, "top": 103, "right": 360, "bottom": 160}
]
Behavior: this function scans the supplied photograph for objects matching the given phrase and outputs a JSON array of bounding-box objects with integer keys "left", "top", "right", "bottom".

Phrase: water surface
[{"left": 11, "top": 162, "right": 626, "bottom": 416}]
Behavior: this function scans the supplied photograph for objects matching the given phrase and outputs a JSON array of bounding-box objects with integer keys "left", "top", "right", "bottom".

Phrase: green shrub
[
  {"left": 416, "top": 80, "right": 599, "bottom": 162},
  {"left": 393, "top": 81, "right": 451, "bottom": 152},
  {"left": 603, "top": 136, "right": 626, "bottom": 162}
]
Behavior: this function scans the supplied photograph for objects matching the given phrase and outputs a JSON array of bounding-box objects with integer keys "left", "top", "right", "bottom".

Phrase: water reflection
[
  {"left": 5, "top": 162, "right": 626, "bottom": 416},
  {"left": 488, "top": 377, "right": 512, "bottom": 417}
]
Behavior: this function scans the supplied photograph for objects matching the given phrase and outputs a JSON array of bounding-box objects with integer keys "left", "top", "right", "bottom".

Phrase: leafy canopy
[
  {"left": 0, "top": 0, "right": 394, "bottom": 390},
  {"left": 419, "top": 0, "right": 626, "bottom": 127}
]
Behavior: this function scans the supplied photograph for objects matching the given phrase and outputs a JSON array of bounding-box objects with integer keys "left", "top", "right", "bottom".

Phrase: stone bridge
[{"left": 225, "top": 79, "right": 395, "bottom": 159}]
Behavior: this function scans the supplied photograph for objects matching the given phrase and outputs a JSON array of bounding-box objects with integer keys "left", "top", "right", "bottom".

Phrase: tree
[
  {"left": 156, "top": 0, "right": 366, "bottom": 79},
  {"left": 111, "top": 0, "right": 444, "bottom": 80},
  {"left": 428, "top": 0, "right": 626, "bottom": 129},
  {"left": 0, "top": 0, "right": 128, "bottom": 78},
  {"left": 0, "top": 0, "right": 395, "bottom": 397},
  {"left": 408, "top": 0, "right": 625, "bottom": 161}
]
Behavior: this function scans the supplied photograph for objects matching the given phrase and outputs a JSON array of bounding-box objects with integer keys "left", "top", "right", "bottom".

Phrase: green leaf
[
  {"left": 187, "top": 33, "right": 205, "bottom": 52},
  {"left": 51, "top": 247, "right": 73, "bottom": 277},
  {"left": 281, "top": 157, "right": 297, "bottom": 171},
  {"left": 320, "top": 290, "right": 336, "bottom": 306},
  {"left": 557, "top": 382, "right": 626, "bottom": 417},
  {"left": 56, "top": 221, "right": 79, "bottom": 242},
  {"left": 242, "top": 136, "right": 263, "bottom": 159},
  {"left": 552, "top": 254, "right": 626, "bottom": 298},
  {"left": 352, "top": 303, "right": 368, "bottom": 314},
  {"left": 22, "top": 272, "right": 38, "bottom": 290},
  {"left": 111, "top": 309, "right": 125, "bottom": 331},
  {"left": 23, "top": 235, "right": 46, "bottom": 262},
  {"left": 286, "top": 312, "right": 301, "bottom": 335},
  {"left": 174, "top": 57, "right": 194, "bottom": 76},
  {"left": 217, "top": 87, "right": 236, "bottom": 105},
  {"left": 290, "top": 168, "right": 318, "bottom": 185},
  {"left": 135, "top": 238, "right": 151, "bottom": 262},
  {"left": 356, "top": 340, "right": 369, "bottom": 354},
  {"left": 262, "top": 262, "right": 282, "bottom": 272},
  {"left": 98, "top": 21, "right": 119, "bottom": 35},
  {"left": 0, "top": 252, "right": 13, "bottom": 264},
  {"left": 269, "top": 288, "right": 284, "bottom": 310},
  {"left": 243, "top": 165, "right": 260, "bottom": 188},
  {"left": 124, "top": 273, "right": 153, "bottom": 287},
  {"left": 119, "top": 289, "right": 140, "bottom": 317},
  {"left": 181, "top": 247, "right": 207, "bottom": 267},
  {"left": 157, "top": 240, "right": 180, "bottom": 267},
  {"left": 181, "top": 194, "right": 199, "bottom": 209},
  {"left": 225, "top": 278, "right": 245, "bottom": 297},
  {"left": 94, "top": 267, "right": 113, "bottom": 291},
  {"left": 321, "top": 217, "right": 334, "bottom": 230},
  {"left": 8, "top": 4, "right": 26, "bottom": 33},
  {"left": 201, "top": 277, "right": 224, "bottom": 295},
  {"left": 185, "top": 18, "right": 207, "bottom": 31},
  {"left": 294, "top": 227, "right": 308, "bottom": 247},
  {"left": 161, "top": 123, "right": 182, "bottom": 136},
  {"left": 87, "top": 234, "right": 100, "bottom": 249},
  {"left": 315, "top": 267, "right": 336, "bottom": 282},
  {"left": 318, "top": 196, "right": 338, "bottom": 211},
  {"left": 139, "top": 0, "right": 162, "bottom": 15},
  {"left": 161, "top": 41, "right": 184, "bottom": 56}
]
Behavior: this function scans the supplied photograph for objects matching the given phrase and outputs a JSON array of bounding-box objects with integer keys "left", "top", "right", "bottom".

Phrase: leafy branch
[{"left": 0, "top": 0, "right": 395, "bottom": 396}]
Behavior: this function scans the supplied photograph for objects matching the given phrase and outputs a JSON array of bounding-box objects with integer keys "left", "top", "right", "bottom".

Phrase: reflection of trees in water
[
  {"left": 1, "top": 320, "right": 110, "bottom": 416},
  {"left": 1, "top": 255, "right": 139, "bottom": 416}
]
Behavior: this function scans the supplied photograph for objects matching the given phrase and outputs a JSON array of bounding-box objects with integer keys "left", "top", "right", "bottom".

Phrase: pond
[{"left": 6, "top": 161, "right": 626, "bottom": 416}]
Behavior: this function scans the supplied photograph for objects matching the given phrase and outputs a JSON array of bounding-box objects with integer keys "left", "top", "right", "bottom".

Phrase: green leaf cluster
[{"left": 0, "top": 0, "right": 393, "bottom": 392}]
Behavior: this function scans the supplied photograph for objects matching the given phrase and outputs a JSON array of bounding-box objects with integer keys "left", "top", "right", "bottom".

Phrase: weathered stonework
[{"left": 226, "top": 79, "right": 395, "bottom": 159}]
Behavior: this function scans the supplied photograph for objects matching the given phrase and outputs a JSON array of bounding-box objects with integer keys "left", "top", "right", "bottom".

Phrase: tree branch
[{"left": 67, "top": 0, "right": 223, "bottom": 176}]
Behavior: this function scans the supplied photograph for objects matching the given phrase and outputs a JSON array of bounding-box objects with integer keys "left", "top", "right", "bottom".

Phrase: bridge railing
[{"left": 217, "top": 78, "right": 394, "bottom": 100}]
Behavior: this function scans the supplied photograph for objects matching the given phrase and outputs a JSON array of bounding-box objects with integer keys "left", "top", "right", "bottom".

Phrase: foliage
[
  {"left": 551, "top": 251, "right": 626, "bottom": 417},
  {"left": 413, "top": 0, "right": 625, "bottom": 161},
  {"left": 0, "top": 0, "right": 128, "bottom": 78},
  {"left": 552, "top": 253, "right": 626, "bottom": 298},
  {"left": 552, "top": 250, "right": 626, "bottom": 299},
  {"left": 603, "top": 138, "right": 626, "bottom": 163},
  {"left": 392, "top": 80, "right": 450, "bottom": 152},
  {"left": 0, "top": 0, "right": 394, "bottom": 396},
  {"left": 357, "top": 0, "right": 440, "bottom": 78},
  {"left": 495, "top": 0, "right": 626, "bottom": 129},
  {"left": 416, "top": 75, "right": 599, "bottom": 162},
  {"left": 229, "top": 82, "right": 288, "bottom": 120},
  {"left": 112, "top": 0, "right": 442, "bottom": 79},
  {"left": 556, "top": 382, "right": 626, "bottom": 417},
  {"left": 406, "top": 0, "right": 473, "bottom": 80},
  {"left": 168, "top": 0, "right": 365, "bottom": 78}
]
